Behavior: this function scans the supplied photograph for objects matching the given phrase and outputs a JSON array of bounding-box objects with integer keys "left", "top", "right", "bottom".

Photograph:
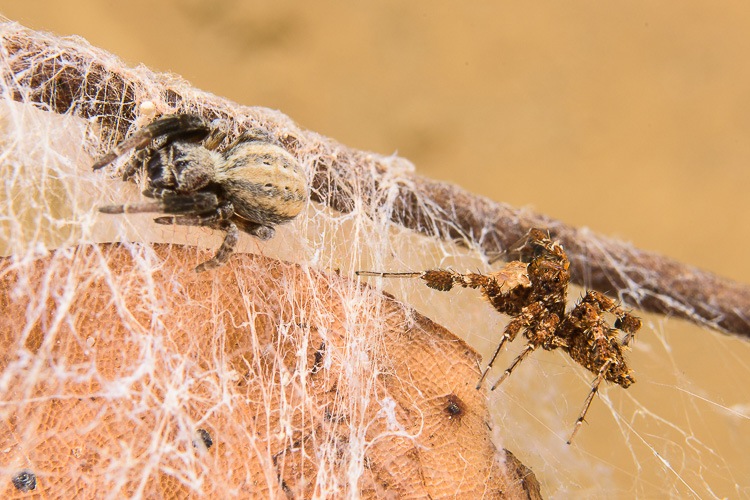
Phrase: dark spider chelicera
[
  {"left": 357, "top": 228, "right": 641, "bottom": 443},
  {"left": 93, "top": 113, "right": 308, "bottom": 272}
]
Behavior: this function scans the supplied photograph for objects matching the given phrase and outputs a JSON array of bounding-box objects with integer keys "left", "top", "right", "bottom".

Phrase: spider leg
[
  {"left": 154, "top": 203, "right": 277, "bottom": 246},
  {"left": 490, "top": 228, "right": 553, "bottom": 265},
  {"left": 355, "top": 270, "right": 424, "bottom": 279},
  {"left": 490, "top": 342, "right": 537, "bottom": 390},
  {"left": 99, "top": 192, "right": 219, "bottom": 215},
  {"left": 478, "top": 301, "right": 548, "bottom": 389},
  {"left": 476, "top": 318, "right": 524, "bottom": 389},
  {"left": 121, "top": 148, "right": 151, "bottom": 181},
  {"left": 194, "top": 220, "right": 240, "bottom": 273},
  {"left": 476, "top": 336, "right": 510, "bottom": 389},
  {"left": 202, "top": 120, "right": 228, "bottom": 151},
  {"left": 567, "top": 359, "right": 612, "bottom": 444},
  {"left": 93, "top": 114, "right": 212, "bottom": 170},
  {"left": 579, "top": 291, "right": 641, "bottom": 347},
  {"left": 355, "top": 269, "right": 497, "bottom": 293},
  {"left": 233, "top": 219, "right": 276, "bottom": 241},
  {"left": 224, "top": 127, "right": 275, "bottom": 152},
  {"left": 148, "top": 201, "right": 247, "bottom": 273},
  {"left": 152, "top": 207, "right": 240, "bottom": 273},
  {"left": 488, "top": 307, "right": 561, "bottom": 390},
  {"left": 153, "top": 201, "right": 234, "bottom": 227}
]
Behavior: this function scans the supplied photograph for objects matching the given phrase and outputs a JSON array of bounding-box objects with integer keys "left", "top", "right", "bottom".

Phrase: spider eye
[{"left": 172, "top": 159, "right": 190, "bottom": 172}]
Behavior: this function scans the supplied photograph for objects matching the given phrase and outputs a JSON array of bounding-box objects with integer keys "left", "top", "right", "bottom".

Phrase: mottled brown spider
[
  {"left": 357, "top": 229, "right": 641, "bottom": 443},
  {"left": 93, "top": 113, "right": 308, "bottom": 272},
  {"left": 443, "top": 394, "right": 466, "bottom": 422}
]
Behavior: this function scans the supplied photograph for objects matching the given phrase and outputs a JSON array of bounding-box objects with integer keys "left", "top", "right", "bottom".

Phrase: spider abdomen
[{"left": 218, "top": 141, "right": 307, "bottom": 225}]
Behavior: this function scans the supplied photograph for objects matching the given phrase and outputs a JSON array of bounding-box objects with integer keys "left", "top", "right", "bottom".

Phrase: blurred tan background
[
  {"left": 2, "top": 0, "right": 748, "bottom": 284},
  {"left": 3, "top": 2, "right": 750, "bottom": 498}
]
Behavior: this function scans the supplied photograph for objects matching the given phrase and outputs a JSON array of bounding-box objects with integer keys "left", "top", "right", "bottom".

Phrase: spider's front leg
[
  {"left": 476, "top": 317, "right": 524, "bottom": 389},
  {"left": 99, "top": 192, "right": 219, "bottom": 215},
  {"left": 93, "top": 114, "right": 213, "bottom": 171},
  {"left": 355, "top": 268, "right": 508, "bottom": 296},
  {"left": 121, "top": 148, "right": 151, "bottom": 181}
]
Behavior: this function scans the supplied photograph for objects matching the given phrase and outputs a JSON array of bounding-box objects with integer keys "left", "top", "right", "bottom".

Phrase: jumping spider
[
  {"left": 357, "top": 229, "right": 641, "bottom": 443},
  {"left": 93, "top": 113, "right": 308, "bottom": 272}
]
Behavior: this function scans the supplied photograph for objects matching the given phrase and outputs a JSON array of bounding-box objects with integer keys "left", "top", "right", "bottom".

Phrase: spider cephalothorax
[
  {"left": 93, "top": 113, "right": 308, "bottom": 272},
  {"left": 356, "top": 228, "right": 641, "bottom": 442}
]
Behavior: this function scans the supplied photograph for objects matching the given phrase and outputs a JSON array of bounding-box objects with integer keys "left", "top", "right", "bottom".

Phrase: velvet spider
[{"left": 93, "top": 113, "right": 307, "bottom": 272}]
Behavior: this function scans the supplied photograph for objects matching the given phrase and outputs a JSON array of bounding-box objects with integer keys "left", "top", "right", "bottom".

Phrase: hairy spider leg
[
  {"left": 475, "top": 338, "right": 508, "bottom": 389},
  {"left": 355, "top": 269, "right": 471, "bottom": 293},
  {"left": 490, "top": 343, "right": 537, "bottom": 390},
  {"left": 98, "top": 192, "right": 219, "bottom": 215},
  {"left": 488, "top": 308, "right": 561, "bottom": 390},
  {"left": 476, "top": 318, "right": 524, "bottom": 389},
  {"left": 194, "top": 220, "right": 240, "bottom": 273},
  {"left": 93, "top": 114, "right": 212, "bottom": 170},
  {"left": 153, "top": 200, "right": 234, "bottom": 227},
  {"left": 232, "top": 218, "right": 275, "bottom": 240},
  {"left": 580, "top": 290, "right": 641, "bottom": 347},
  {"left": 154, "top": 212, "right": 240, "bottom": 273},
  {"left": 225, "top": 127, "right": 275, "bottom": 150},
  {"left": 480, "top": 301, "right": 542, "bottom": 389},
  {"left": 202, "top": 123, "right": 228, "bottom": 151},
  {"left": 355, "top": 271, "right": 423, "bottom": 279},
  {"left": 121, "top": 148, "right": 152, "bottom": 180},
  {"left": 151, "top": 200, "right": 239, "bottom": 272},
  {"left": 567, "top": 359, "right": 612, "bottom": 444},
  {"left": 355, "top": 269, "right": 503, "bottom": 294},
  {"left": 98, "top": 191, "right": 234, "bottom": 272}
]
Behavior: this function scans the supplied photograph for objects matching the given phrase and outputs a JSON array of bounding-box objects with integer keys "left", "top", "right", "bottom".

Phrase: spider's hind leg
[
  {"left": 567, "top": 359, "right": 612, "bottom": 444},
  {"left": 193, "top": 220, "right": 240, "bottom": 273},
  {"left": 224, "top": 127, "right": 275, "bottom": 151},
  {"left": 233, "top": 219, "right": 276, "bottom": 241},
  {"left": 151, "top": 201, "right": 241, "bottom": 273},
  {"left": 154, "top": 214, "right": 241, "bottom": 273},
  {"left": 579, "top": 291, "right": 641, "bottom": 346}
]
